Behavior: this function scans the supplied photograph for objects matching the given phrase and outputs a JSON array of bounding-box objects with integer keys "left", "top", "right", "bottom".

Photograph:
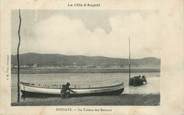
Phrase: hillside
[{"left": 11, "top": 53, "right": 160, "bottom": 68}]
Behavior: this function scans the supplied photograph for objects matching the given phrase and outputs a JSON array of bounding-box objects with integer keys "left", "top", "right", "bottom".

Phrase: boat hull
[{"left": 20, "top": 82, "right": 124, "bottom": 97}]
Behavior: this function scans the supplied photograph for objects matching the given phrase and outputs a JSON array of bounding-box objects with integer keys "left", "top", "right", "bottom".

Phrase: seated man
[
  {"left": 60, "top": 82, "right": 71, "bottom": 98},
  {"left": 142, "top": 75, "right": 147, "bottom": 84}
]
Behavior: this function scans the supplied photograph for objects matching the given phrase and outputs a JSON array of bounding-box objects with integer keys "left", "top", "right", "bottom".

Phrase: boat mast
[
  {"left": 128, "top": 37, "right": 131, "bottom": 85},
  {"left": 17, "top": 9, "right": 22, "bottom": 103}
]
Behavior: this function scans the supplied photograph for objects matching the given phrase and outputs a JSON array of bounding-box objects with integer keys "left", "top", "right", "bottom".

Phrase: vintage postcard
[{"left": 0, "top": 0, "right": 184, "bottom": 115}]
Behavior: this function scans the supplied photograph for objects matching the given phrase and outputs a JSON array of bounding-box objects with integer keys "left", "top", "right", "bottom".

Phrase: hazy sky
[{"left": 11, "top": 10, "right": 161, "bottom": 58}]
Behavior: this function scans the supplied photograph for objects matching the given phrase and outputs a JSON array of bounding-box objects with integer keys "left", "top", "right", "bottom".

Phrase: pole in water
[
  {"left": 17, "top": 9, "right": 22, "bottom": 103},
  {"left": 128, "top": 37, "right": 131, "bottom": 85}
]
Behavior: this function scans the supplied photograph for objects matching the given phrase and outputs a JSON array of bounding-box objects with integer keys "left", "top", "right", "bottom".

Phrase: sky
[{"left": 11, "top": 10, "right": 161, "bottom": 58}]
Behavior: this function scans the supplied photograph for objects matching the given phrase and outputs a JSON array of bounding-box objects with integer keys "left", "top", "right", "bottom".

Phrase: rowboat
[{"left": 20, "top": 82, "right": 124, "bottom": 97}]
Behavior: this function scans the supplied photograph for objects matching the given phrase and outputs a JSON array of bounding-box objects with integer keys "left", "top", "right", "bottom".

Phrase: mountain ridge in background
[{"left": 11, "top": 53, "right": 160, "bottom": 68}]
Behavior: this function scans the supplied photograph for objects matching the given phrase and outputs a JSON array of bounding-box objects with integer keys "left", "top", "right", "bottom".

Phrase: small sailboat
[{"left": 128, "top": 38, "right": 147, "bottom": 86}]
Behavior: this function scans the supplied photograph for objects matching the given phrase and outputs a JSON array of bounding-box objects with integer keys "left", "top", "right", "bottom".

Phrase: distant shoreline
[{"left": 11, "top": 68, "right": 160, "bottom": 74}]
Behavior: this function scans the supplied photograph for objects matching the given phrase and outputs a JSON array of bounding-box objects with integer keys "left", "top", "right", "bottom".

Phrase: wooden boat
[
  {"left": 129, "top": 75, "right": 147, "bottom": 86},
  {"left": 20, "top": 82, "right": 124, "bottom": 97},
  {"left": 128, "top": 38, "right": 147, "bottom": 86}
]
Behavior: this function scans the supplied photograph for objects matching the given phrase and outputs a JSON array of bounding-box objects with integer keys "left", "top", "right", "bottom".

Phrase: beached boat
[
  {"left": 128, "top": 38, "right": 147, "bottom": 86},
  {"left": 20, "top": 82, "right": 124, "bottom": 97}
]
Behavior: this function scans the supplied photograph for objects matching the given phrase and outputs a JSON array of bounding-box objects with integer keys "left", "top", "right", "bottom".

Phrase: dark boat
[
  {"left": 20, "top": 82, "right": 124, "bottom": 97},
  {"left": 129, "top": 75, "right": 147, "bottom": 86},
  {"left": 128, "top": 38, "right": 147, "bottom": 86}
]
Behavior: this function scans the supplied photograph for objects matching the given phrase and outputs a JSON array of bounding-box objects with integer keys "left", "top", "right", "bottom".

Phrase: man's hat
[{"left": 66, "top": 82, "right": 70, "bottom": 86}]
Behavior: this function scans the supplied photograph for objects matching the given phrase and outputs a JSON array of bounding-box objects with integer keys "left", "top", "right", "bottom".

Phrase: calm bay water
[{"left": 11, "top": 72, "right": 160, "bottom": 103}]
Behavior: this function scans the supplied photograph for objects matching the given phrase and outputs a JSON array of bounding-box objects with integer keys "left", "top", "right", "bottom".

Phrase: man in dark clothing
[{"left": 61, "top": 82, "right": 70, "bottom": 98}]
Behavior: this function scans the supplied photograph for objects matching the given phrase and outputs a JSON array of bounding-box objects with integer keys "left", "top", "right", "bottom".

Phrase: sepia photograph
[{"left": 11, "top": 9, "right": 161, "bottom": 106}]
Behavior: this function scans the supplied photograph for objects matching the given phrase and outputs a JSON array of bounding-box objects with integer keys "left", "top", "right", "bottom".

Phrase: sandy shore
[{"left": 12, "top": 94, "right": 160, "bottom": 106}]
